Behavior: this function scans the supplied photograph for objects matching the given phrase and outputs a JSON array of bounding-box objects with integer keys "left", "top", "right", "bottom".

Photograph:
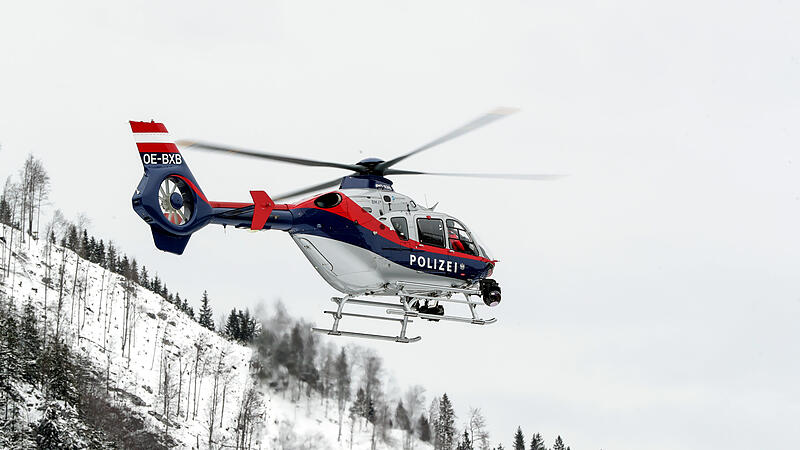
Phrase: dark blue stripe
[{"left": 289, "top": 208, "right": 491, "bottom": 281}]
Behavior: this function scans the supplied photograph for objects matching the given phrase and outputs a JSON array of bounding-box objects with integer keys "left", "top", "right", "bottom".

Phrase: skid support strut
[
  {"left": 311, "top": 295, "right": 421, "bottom": 343},
  {"left": 311, "top": 282, "right": 498, "bottom": 344}
]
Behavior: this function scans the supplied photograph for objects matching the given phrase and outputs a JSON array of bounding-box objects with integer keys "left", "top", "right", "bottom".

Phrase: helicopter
[{"left": 129, "top": 108, "right": 561, "bottom": 343}]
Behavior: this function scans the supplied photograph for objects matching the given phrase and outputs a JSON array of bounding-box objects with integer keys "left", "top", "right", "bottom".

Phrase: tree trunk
[{"left": 220, "top": 383, "right": 227, "bottom": 428}]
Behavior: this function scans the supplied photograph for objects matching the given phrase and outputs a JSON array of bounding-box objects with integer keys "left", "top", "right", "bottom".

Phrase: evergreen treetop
[
  {"left": 198, "top": 290, "right": 214, "bottom": 331},
  {"left": 513, "top": 426, "right": 525, "bottom": 450}
]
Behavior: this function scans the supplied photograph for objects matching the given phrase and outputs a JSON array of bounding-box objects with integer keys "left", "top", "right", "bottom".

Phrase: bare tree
[
  {"left": 174, "top": 347, "right": 189, "bottom": 418},
  {"left": 69, "top": 214, "right": 89, "bottom": 331},
  {"left": 159, "top": 356, "right": 180, "bottom": 437},
  {"left": 404, "top": 385, "right": 426, "bottom": 449},
  {"left": 1, "top": 177, "right": 21, "bottom": 279},
  {"left": 468, "top": 407, "right": 491, "bottom": 450},
  {"left": 18, "top": 154, "right": 49, "bottom": 241},
  {"left": 41, "top": 210, "right": 65, "bottom": 342},
  {"left": 205, "top": 346, "right": 230, "bottom": 448},
  {"left": 236, "top": 381, "right": 265, "bottom": 449},
  {"left": 335, "top": 348, "right": 351, "bottom": 441},
  {"left": 359, "top": 353, "right": 383, "bottom": 450},
  {"left": 219, "top": 363, "right": 236, "bottom": 429},
  {"left": 189, "top": 335, "right": 209, "bottom": 421}
]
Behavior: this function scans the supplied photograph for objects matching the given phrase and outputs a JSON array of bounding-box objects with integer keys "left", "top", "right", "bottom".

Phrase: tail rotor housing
[{"left": 130, "top": 121, "right": 213, "bottom": 254}]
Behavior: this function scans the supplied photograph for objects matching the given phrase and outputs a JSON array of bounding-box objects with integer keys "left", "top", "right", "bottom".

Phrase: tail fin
[{"left": 130, "top": 121, "right": 213, "bottom": 254}]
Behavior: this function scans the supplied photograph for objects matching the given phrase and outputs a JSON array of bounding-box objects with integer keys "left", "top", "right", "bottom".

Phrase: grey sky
[{"left": 1, "top": 1, "right": 799, "bottom": 449}]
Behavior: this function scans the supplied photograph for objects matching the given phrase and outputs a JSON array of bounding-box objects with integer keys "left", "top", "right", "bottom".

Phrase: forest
[{"left": 1, "top": 155, "right": 576, "bottom": 449}]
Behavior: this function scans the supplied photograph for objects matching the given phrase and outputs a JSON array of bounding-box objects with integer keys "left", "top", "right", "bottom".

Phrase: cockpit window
[
  {"left": 446, "top": 219, "right": 479, "bottom": 256},
  {"left": 416, "top": 217, "right": 446, "bottom": 248},
  {"left": 390, "top": 217, "right": 409, "bottom": 241}
]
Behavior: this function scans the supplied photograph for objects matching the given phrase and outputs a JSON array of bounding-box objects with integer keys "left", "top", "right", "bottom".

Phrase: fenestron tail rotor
[{"left": 158, "top": 176, "right": 194, "bottom": 226}]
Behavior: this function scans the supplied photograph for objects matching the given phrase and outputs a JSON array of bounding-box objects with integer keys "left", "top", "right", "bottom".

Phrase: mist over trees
[{"left": 1, "top": 155, "right": 581, "bottom": 449}]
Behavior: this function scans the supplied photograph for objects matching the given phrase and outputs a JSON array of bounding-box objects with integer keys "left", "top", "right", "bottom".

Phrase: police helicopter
[{"left": 129, "top": 108, "right": 561, "bottom": 343}]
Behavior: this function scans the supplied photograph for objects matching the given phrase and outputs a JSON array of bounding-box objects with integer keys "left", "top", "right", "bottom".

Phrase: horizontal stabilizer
[{"left": 249, "top": 190, "right": 274, "bottom": 230}]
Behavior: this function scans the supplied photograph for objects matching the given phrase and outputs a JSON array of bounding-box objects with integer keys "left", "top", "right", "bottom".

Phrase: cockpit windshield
[{"left": 446, "top": 219, "right": 481, "bottom": 256}]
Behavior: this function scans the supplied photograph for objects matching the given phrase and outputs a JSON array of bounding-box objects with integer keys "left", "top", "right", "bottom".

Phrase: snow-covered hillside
[
  {"left": 1, "top": 224, "right": 255, "bottom": 447},
  {"left": 1, "top": 224, "right": 435, "bottom": 449}
]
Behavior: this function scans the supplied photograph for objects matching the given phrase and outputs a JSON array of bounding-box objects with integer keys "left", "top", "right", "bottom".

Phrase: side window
[
  {"left": 416, "top": 218, "right": 445, "bottom": 248},
  {"left": 390, "top": 217, "right": 409, "bottom": 241}
]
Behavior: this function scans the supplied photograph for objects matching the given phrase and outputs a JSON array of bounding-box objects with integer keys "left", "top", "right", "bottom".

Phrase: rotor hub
[
  {"left": 356, "top": 157, "right": 385, "bottom": 173},
  {"left": 170, "top": 192, "right": 184, "bottom": 209}
]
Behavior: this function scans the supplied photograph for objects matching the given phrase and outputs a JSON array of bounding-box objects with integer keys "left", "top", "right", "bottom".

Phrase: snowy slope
[
  {"left": 1, "top": 224, "right": 253, "bottom": 447},
  {"left": 1, "top": 225, "right": 433, "bottom": 449}
]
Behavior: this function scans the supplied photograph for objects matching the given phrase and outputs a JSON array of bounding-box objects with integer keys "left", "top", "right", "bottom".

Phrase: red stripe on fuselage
[
  {"left": 209, "top": 201, "right": 251, "bottom": 208},
  {"left": 293, "top": 192, "right": 495, "bottom": 264},
  {"left": 137, "top": 142, "right": 180, "bottom": 153},
  {"left": 208, "top": 201, "right": 292, "bottom": 210}
]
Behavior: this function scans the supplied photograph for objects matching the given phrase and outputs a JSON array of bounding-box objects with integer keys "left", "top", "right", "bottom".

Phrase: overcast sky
[{"left": 1, "top": 1, "right": 799, "bottom": 449}]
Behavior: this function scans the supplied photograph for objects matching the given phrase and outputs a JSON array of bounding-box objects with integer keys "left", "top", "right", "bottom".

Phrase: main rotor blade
[
  {"left": 273, "top": 177, "right": 345, "bottom": 202},
  {"left": 384, "top": 168, "right": 565, "bottom": 180},
  {"left": 375, "top": 107, "right": 519, "bottom": 172},
  {"left": 176, "top": 140, "right": 363, "bottom": 172}
]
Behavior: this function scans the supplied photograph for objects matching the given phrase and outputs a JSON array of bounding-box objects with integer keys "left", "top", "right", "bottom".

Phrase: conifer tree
[
  {"left": 553, "top": 436, "right": 566, "bottom": 450},
  {"left": 80, "top": 230, "right": 89, "bottom": 258},
  {"left": 225, "top": 309, "right": 241, "bottom": 340},
  {"left": 396, "top": 400, "right": 411, "bottom": 432},
  {"left": 365, "top": 395, "right": 376, "bottom": 425},
  {"left": 42, "top": 338, "right": 77, "bottom": 404},
  {"left": 88, "top": 237, "right": 97, "bottom": 262},
  {"left": 139, "top": 264, "right": 148, "bottom": 288},
  {"left": 288, "top": 325, "right": 304, "bottom": 376},
  {"left": 0, "top": 196, "right": 10, "bottom": 225},
  {"left": 437, "top": 393, "right": 456, "bottom": 450},
  {"left": 351, "top": 388, "right": 367, "bottom": 419},
  {"left": 300, "top": 332, "right": 318, "bottom": 390},
  {"left": 119, "top": 255, "right": 130, "bottom": 278},
  {"left": 530, "top": 433, "right": 546, "bottom": 450},
  {"left": 0, "top": 303, "right": 22, "bottom": 410},
  {"left": 235, "top": 309, "right": 256, "bottom": 343},
  {"left": 198, "top": 290, "right": 214, "bottom": 330},
  {"left": 273, "top": 334, "right": 291, "bottom": 368},
  {"left": 513, "top": 427, "right": 525, "bottom": 450},
  {"left": 95, "top": 239, "right": 105, "bottom": 266},
  {"left": 130, "top": 259, "right": 139, "bottom": 283},
  {"left": 151, "top": 274, "right": 161, "bottom": 294},
  {"left": 19, "top": 299, "right": 42, "bottom": 384},
  {"left": 181, "top": 297, "right": 191, "bottom": 316},
  {"left": 67, "top": 225, "right": 78, "bottom": 251},
  {"left": 34, "top": 404, "right": 67, "bottom": 448},
  {"left": 456, "top": 429, "right": 474, "bottom": 450},
  {"left": 105, "top": 243, "right": 117, "bottom": 272},
  {"left": 418, "top": 415, "right": 432, "bottom": 442}
]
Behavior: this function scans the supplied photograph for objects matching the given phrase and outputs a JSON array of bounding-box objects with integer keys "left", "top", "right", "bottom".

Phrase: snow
[{"left": 1, "top": 225, "right": 432, "bottom": 449}]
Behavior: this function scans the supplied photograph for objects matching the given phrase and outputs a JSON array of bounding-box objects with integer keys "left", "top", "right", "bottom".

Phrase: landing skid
[{"left": 311, "top": 281, "right": 498, "bottom": 344}]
